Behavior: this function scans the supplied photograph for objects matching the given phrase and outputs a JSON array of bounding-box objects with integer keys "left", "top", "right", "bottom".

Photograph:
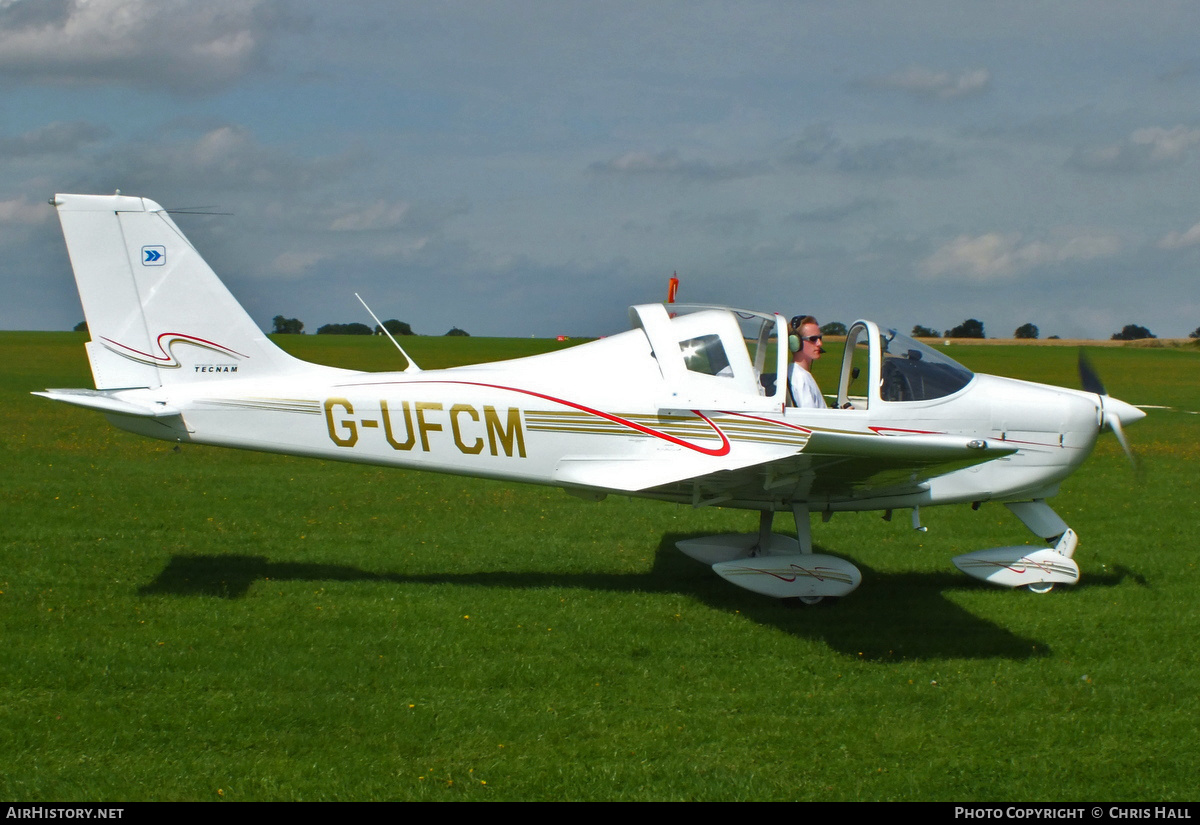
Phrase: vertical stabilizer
[{"left": 54, "top": 193, "right": 314, "bottom": 390}]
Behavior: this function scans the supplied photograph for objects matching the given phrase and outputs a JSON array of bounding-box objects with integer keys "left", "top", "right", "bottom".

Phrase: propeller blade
[
  {"left": 1080, "top": 351, "right": 1143, "bottom": 469},
  {"left": 1078, "top": 351, "right": 1106, "bottom": 396},
  {"left": 1107, "top": 408, "right": 1136, "bottom": 468}
]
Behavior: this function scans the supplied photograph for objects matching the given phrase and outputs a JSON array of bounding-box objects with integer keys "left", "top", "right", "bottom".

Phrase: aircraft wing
[
  {"left": 613, "top": 426, "right": 1017, "bottom": 505},
  {"left": 789, "top": 428, "right": 1015, "bottom": 496}
]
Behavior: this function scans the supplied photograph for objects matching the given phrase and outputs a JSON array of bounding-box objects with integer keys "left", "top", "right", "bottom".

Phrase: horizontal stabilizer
[{"left": 33, "top": 388, "right": 180, "bottom": 418}]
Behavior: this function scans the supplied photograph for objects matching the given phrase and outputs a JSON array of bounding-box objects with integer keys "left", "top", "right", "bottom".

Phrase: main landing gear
[{"left": 676, "top": 505, "right": 862, "bottom": 602}]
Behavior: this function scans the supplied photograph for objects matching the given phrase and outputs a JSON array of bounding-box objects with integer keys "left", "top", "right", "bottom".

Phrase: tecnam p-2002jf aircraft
[{"left": 37, "top": 193, "right": 1145, "bottom": 603}]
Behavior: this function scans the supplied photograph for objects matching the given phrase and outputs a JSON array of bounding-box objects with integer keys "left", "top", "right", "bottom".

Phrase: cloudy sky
[{"left": 3, "top": 0, "right": 1199, "bottom": 339}]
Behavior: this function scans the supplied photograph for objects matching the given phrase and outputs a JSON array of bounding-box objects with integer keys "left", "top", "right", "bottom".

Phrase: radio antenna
[{"left": 355, "top": 292, "right": 421, "bottom": 373}]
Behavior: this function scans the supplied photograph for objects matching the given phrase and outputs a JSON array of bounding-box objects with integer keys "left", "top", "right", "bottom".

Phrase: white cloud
[
  {"left": 1131, "top": 126, "right": 1200, "bottom": 162},
  {"left": 920, "top": 231, "right": 1121, "bottom": 281},
  {"left": 329, "top": 201, "right": 413, "bottom": 232},
  {"left": 270, "top": 249, "right": 328, "bottom": 277},
  {"left": 0, "top": 0, "right": 290, "bottom": 95},
  {"left": 1069, "top": 125, "right": 1200, "bottom": 173},
  {"left": 866, "top": 66, "right": 991, "bottom": 100},
  {"left": 1159, "top": 220, "right": 1200, "bottom": 250},
  {"left": 0, "top": 196, "right": 51, "bottom": 225}
]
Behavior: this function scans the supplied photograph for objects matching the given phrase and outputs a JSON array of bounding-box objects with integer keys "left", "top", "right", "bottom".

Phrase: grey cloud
[
  {"left": 1158, "top": 60, "right": 1200, "bottom": 83},
  {"left": 782, "top": 127, "right": 957, "bottom": 177},
  {"left": 667, "top": 209, "right": 761, "bottom": 239},
  {"left": 785, "top": 199, "right": 888, "bottom": 224},
  {"left": 0, "top": 0, "right": 298, "bottom": 95},
  {"left": 837, "top": 137, "right": 957, "bottom": 177},
  {"left": 782, "top": 125, "right": 840, "bottom": 166},
  {"left": 588, "top": 150, "right": 768, "bottom": 183},
  {"left": 0, "top": 0, "right": 73, "bottom": 29},
  {"left": 322, "top": 197, "right": 470, "bottom": 235},
  {"left": 861, "top": 66, "right": 991, "bottom": 101},
  {"left": 98, "top": 124, "right": 352, "bottom": 193},
  {"left": 0, "top": 120, "right": 110, "bottom": 158}
]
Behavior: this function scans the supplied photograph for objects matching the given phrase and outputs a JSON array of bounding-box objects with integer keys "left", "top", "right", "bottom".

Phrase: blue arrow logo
[{"left": 142, "top": 246, "right": 166, "bottom": 266}]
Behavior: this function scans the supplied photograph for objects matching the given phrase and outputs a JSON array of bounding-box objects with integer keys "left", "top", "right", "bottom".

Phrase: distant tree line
[
  {"left": 272, "top": 315, "right": 304, "bottom": 334},
  {"left": 273, "top": 315, "right": 471, "bottom": 336},
  {"left": 317, "top": 322, "right": 373, "bottom": 335},
  {"left": 1111, "top": 324, "right": 1155, "bottom": 341},
  {"left": 267, "top": 314, "right": 1187, "bottom": 342},
  {"left": 903, "top": 319, "right": 1189, "bottom": 341},
  {"left": 377, "top": 319, "right": 414, "bottom": 336},
  {"left": 946, "top": 319, "right": 985, "bottom": 339}
]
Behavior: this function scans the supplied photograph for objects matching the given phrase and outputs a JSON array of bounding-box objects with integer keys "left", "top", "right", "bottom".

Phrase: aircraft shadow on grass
[{"left": 138, "top": 533, "right": 1147, "bottom": 661}]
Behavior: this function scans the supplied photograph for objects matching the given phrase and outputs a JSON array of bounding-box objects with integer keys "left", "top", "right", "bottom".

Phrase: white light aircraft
[{"left": 37, "top": 193, "right": 1146, "bottom": 603}]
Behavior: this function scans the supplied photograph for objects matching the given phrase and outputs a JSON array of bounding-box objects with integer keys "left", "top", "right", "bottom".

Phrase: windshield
[{"left": 879, "top": 329, "right": 973, "bottom": 402}]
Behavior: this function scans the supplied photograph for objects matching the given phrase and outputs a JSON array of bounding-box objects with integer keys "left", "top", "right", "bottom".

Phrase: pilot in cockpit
[{"left": 787, "top": 314, "right": 828, "bottom": 409}]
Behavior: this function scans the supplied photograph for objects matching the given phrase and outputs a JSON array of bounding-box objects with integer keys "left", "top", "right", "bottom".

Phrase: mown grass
[{"left": 2, "top": 331, "right": 1198, "bottom": 801}]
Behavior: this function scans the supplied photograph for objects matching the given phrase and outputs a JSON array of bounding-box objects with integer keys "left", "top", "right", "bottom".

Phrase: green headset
[{"left": 788, "top": 314, "right": 807, "bottom": 353}]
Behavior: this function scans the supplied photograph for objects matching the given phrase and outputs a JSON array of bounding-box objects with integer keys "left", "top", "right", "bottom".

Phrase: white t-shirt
[{"left": 788, "top": 362, "right": 827, "bottom": 408}]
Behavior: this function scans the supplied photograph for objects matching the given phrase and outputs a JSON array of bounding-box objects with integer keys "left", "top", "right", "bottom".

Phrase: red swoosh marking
[
  {"left": 746, "top": 563, "right": 841, "bottom": 583},
  {"left": 102, "top": 333, "right": 247, "bottom": 367},
  {"left": 381, "top": 379, "right": 733, "bottom": 457}
]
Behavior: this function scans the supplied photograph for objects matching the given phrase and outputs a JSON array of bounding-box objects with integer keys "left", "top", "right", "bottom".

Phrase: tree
[
  {"left": 445, "top": 327, "right": 470, "bottom": 337},
  {"left": 272, "top": 315, "right": 304, "bottom": 334},
  {"left": 1014, "top": 323, "right": 1039, "bottom": 340},
  {"left": 945, "top": 319, "right": 985, "bottom": 339},
  {"left": 1189, "top": 327, "right": 1200, "bottom": 339},
  {"left": 73, "top": 321, "right": 88, "bottom": 333},
  {"left": 911, "top": 325, "right": 940, "bottom": 338},
  {"left": 820, "top": 321, "right": 847, "bottom": 337},
  {"left": 1111, "top": 324, "right": 1155, "bottom": 341},
  {"left": 317, "top": 322, "right": 373, "bottom": 335},
  {"left": 375, "top": 319, "right": 414, "bottom": 336}
]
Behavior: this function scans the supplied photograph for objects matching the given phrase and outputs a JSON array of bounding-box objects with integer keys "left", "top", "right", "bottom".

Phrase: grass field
[{"left": 2, "top": 331, "right": 1198, "bottom": 801}]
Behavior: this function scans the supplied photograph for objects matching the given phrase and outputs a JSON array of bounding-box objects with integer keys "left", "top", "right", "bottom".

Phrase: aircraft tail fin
[{"left": 54, "top": 193, "right": 321, "bottom": 390}]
